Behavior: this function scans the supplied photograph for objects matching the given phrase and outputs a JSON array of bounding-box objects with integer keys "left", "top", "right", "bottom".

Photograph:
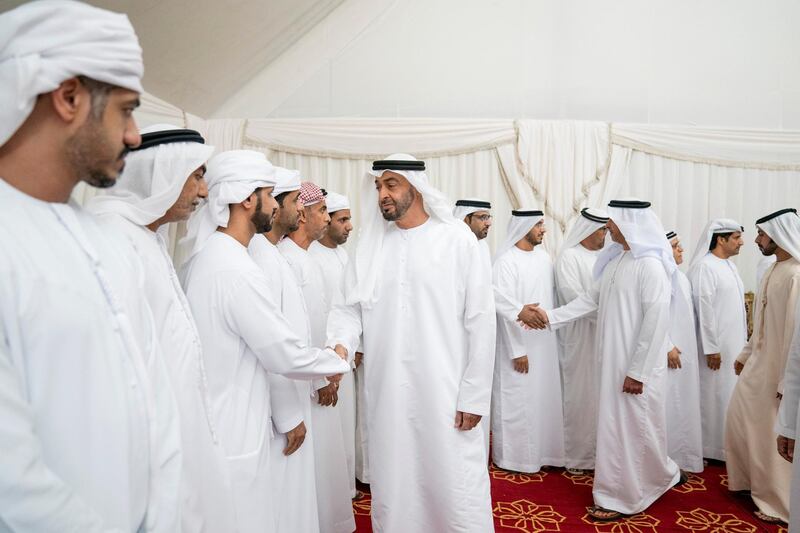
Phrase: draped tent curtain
[{"left": 67, "top": 92, "right": 800, "bottom": 290}]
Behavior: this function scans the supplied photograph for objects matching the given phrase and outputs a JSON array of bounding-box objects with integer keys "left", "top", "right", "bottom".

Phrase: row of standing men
[
  {"left": 461, "top": 197, "right": 800, "bottom": 525},
  {"left": 3, "top": 2, "right": 800, "bottom": 530}
]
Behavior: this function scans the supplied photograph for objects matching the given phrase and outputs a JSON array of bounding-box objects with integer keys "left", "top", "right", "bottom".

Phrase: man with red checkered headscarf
[{"left": 280, "top": 182, "right": 356, "bottom": 533}]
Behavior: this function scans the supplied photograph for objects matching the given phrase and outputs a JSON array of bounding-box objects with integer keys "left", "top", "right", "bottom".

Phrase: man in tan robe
[{"left": 725, "top": 208, "right": 800, "bottom": 524}]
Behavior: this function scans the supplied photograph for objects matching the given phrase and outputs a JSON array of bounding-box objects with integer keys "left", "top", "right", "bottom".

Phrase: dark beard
[
  {"left": 525, "top": 233, "right": 542, "bottom": 246},
  {"left": 66, "top": 117, "right": 128, "bottom": 188},
  {"left": 381, "top": 189, "right": 415, "bottom": 221},
  {"left": 759, "top": 241, "right": 778, "bottom": 256},
  {"left": 252, "top": 194, "right": 273, "bottom": 233}
]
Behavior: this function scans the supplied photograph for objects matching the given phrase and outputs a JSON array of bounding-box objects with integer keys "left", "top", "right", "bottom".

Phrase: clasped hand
[
  {"left": 517, "top": 303, "right": 548, "bottom": 330},
  {"left": 325, "top": 344, "right": 349, "bottom": 384}
]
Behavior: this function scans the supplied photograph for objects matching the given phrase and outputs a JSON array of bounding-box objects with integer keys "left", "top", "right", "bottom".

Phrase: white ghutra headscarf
[
  {"left": 594, "top": 199, "right": 676, "bottom": 280},
  {"left": 0, "top": 0, "right": 144, "bottom": 146},
  {"left": 453, "top": 198, "right": 491, "bottom": 220},
  {"left": 756, "top": 208, "right": 800, "bottom": 263},
  {"left": 344, "top": 153, "right": 466, "bottom": 307},
  {"left": 559, "top": 207, "right": 610, "bottom": 253},
  {"left": 687, "top": 218, "right": 744, "bottom": 271},
  {"left": 494, "top": 209, "right": 544, "bottom": 262},
  {"left": 86, "top": 124, "right": 215, "bottom": 229},
  {"left": 181, "top": 150, "right": 276, "bottom": 260}
]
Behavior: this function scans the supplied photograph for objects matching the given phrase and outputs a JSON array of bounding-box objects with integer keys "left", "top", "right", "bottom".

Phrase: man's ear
[
  {"left": 50, "top": 77, "right": 89, "bottom": 124},
  {"left": 298, "top": 207, "right": 308, "bottom": 223},
  {"left": 241, "top": 191, "right": 257, "bottom": 210}
]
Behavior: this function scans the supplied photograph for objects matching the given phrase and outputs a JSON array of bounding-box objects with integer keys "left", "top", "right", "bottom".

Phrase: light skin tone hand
[
  {"left": 667, "top": 347, "right": 682, "bottom": 369},
  {"left": 778, "top": 435, "right": 795, "bottom": 462},
  {"left": 454, "top": 411, "right": 482, "bottom": 431},
  {"left": 706, "top": 353, "right": 721, "bottom": 371},
  {"left": 513, "top": 355, "right": 529, "bottom": 374},
  {"left": 622, "top": 376, "right": 643, "bottom": 395},
  {"left": 517, "top": 304, "right": 548, "bottom": 330},
  {"left": 283, "top": 421, "right": 306, "bottom": 456},
  {"left": 317, "top": 382, "right": 339, "bottom": 407},
  {"left": 734, "top": 360, "right": 745, "bottom": 375},
  {"left": 333, "top": 344, "right": 348, "bottom": 360},
  {"left": 354, "top": 352, "right": 363, "bottom": 369}
]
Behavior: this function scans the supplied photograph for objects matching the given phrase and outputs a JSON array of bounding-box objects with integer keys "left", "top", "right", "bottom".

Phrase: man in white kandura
[
  {"left": 776, "top": 276, "right": 800, "bottom": 533},
  {"left": 453, "top": 197, "right": 495, "bottom": 458},
  {"left": 687, "top": 218, "right": 746, "bottom": 462},
  {"left": 309, "top": 191, "right": 361, "bottom": 498},
  {"left": 553, "top": 207, "right": 609, "bottom": 474},
  {"left": 492, "top": 209, "right": 565, "bottom": 473},
  {"left": 726, "top": 208, "right": 800, "bottom": 524},
  {"left": 454, "top": 198, "right": 493, "bottom": 267},
  {"left": 280, "top": 182, "right": 355, "bottom": 533},
  {"left": 327, "top": 154, "right": 496, "bottom": 532},
  {"left": 248, "top": 167, "right": 321, "bottom": 533},
  {"left": 664, "top": 231, "right": 703, "bottom": 473},
  {"left": 525, "top": 199, "right": 682, "bottom": 520},
  {"left": 0, "top": 3, "right": 182, "bottom": 530},
  {"left": 180, "top": 150, "right": 350, "bottom": 533},
  {"left": 86, "top": 124, "right": 230, "bottom": 531}
]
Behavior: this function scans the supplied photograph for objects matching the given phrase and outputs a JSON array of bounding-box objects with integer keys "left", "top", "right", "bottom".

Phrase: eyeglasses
[{"left": 472, "top": 214, "right": 492, "bottom": 222}]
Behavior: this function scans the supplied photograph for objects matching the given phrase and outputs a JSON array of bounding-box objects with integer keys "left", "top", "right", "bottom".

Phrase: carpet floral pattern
[{"left": 353, "top": 463, "right": 786, "bottom": 532}]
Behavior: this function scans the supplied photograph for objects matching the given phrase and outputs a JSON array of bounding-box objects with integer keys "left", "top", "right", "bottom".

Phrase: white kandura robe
[
  {"left": 725, "top": 258, "right": 800, "bottom": 522},
  {"left": 280, "top": 238, "right": 355, "bottom": 533},
  {"left": 554, "top": 244, "right": 601, "bottom": 470},
  {"left": 549, "top": 252, "right": 679, "bottom": 514},
  {"left": 309, "top": 240, "right": 358, "bottom": 497},
  {"left": 665, "top": 270, "right": 704, "bottom": 473},
  {"left": 0, "top": 178, "right": 181, "bottom": 532},
  {"left": 775, "top": 299, "right": 800, "bottom": 533},
  {"left": 248, "top": 234, "right": 320, "bottom": 533},
  {"left": 328, "top": 218, "right": 496, "bottom": 532},
  {"left": 353, "top": 357, "right": 370, "bottom": 483},
  {"left": 96, "top": 213, "right": 229, "bottom": 532},
  {"left": 182, "top": 231, "right": 350, "bottom": 533},
  {"left": 492, "top": 246, "right": 566, "bottom": 472},
  {"left": 688, "top": 253, "right": 747, "bottom": 461},
  {"left": 477, "top": 238, "right": 494, "bottom": 459}
]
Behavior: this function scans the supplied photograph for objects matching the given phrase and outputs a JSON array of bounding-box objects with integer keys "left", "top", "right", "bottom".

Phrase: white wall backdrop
[{"left": 214, "top": 0, "right": 800, "bottom": 130}]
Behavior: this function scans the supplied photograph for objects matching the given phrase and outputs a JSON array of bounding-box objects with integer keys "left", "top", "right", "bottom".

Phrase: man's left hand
[
  {"left": 317, "top": 383, "right": 339, "bottom": 407},
  {"left": 454, "top": 411, "right": 482, "bottom": 431}
]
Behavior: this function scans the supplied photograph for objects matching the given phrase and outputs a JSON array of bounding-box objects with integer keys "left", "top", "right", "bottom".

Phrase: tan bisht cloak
[{"left": 725, "top": 257, "right": 800, "bottom": 521}]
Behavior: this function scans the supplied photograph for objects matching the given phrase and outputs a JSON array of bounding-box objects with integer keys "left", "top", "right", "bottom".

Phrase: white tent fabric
[
  {"left": 612, "top": 124, "right": 800, "bottom": 170},
  {"left": 64, "top": 96, "right": 800, "bottom": 291}
]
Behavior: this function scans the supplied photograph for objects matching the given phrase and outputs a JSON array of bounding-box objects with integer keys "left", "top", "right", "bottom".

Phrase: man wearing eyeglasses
[{"left": 454, "top": 198, "right": 495, "bottom": 459}]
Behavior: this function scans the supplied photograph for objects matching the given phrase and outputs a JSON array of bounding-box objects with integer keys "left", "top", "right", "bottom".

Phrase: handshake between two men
[
  {"left": 513, "top": 302, "right": 645, "bottom": 395},
  {"left": 517, "top": 303, "right": 549, "bottom": 330}
]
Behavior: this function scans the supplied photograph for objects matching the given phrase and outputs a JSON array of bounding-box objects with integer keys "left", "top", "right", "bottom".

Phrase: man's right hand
[
  {"left": 706, "top": 353, "right": 721, "bottom": 371},
  {"left": 513, "top": 355, "right": 529, "bottom": 374},
  {"left": 622, "top": 376, "right": 644, "bottom": 395},
  {"left": 778, "top": 435, "right": 795, "bottom": 463},
  {"left": 518, "top": 304, "right": 548, "bottom": 330},
  {"left": 667, "top": 347, "right": 682, "bottom": 369},
  {"left": 734, "top": 360, "right": 745, "bottom": 375},
  {"left": 283, "top": 421, "right": 306, "bottom": 456},
  {"left": 333, "top": 344, "right": 348, "bottom": 360}
]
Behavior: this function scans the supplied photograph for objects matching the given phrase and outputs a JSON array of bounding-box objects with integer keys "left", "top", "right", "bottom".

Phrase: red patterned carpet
[{"left": 352, "top": 462, "right": 788, "bottom": 532}]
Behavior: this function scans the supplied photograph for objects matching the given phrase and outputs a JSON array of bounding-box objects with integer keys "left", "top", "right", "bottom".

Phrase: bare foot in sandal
[{"left": 587, "top": 505, "right": 623, "bottom": 521}]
